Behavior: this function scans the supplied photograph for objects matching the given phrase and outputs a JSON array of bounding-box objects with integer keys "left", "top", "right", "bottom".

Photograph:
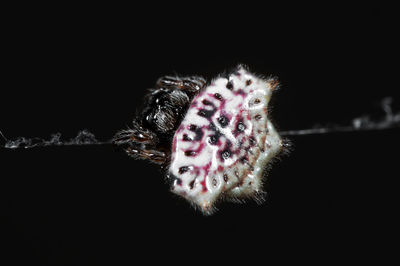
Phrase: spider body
[{"left": 114, "top": 65, "right": 283, "bottom": 214}]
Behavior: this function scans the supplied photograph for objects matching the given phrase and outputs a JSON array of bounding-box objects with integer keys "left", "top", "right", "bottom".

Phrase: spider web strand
[
  {"left": 0, "top": 130, "right": 112, "bottom": 150},
  {"left": 1, "top": 98, "right": 399, "bottom": 149},
  {"left": 280, "top": 97, "right": 400, "bottom": 136}
]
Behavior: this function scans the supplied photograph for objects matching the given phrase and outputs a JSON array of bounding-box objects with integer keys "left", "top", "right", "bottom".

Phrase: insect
[{"left": 113, "top": 65, "right": 285, "bottom": 214}]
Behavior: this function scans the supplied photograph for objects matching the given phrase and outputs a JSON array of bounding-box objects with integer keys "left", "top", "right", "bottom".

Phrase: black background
[{"left": 1, "top": 4, "right": 399, "bottom": 265}]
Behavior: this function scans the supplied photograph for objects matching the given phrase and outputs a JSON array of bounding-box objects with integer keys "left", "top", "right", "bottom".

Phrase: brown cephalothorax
[{"left": 113, "top": 75, "right": 206, "bottom": 166}]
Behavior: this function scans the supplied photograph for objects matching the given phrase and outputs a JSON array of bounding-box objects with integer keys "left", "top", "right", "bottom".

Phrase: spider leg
[
  {"left": 113, "top": 121, "right": 158, "bottom": 146},
  {"left": 125, "top": 145, "right": 168, "bottom": 165},
  {"left": 156, "top": 75, "right": 206, "bottom": 94},
  {"left": 113, "top": 121, "right": 169, "bottom": 165}
]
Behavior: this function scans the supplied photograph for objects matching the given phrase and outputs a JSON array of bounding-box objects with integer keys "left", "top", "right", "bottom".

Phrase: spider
[{"left": 113, "top": 65, "right": 284, "bottom": 214}]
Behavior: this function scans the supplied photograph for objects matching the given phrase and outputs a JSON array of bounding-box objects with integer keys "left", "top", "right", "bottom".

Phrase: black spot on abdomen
[
  {"left": 214, "top": 93, "right": 223, "bottom": 100},
  {"left": 220, "top": 149, "right": 232, "bottom": 160},
  {"left": 179, "top": 166, "right": 190, "bottom": 174},
  {"left": 208, "top": 135, "right": 219, "bottom": 145},
  {"left": 184, "top": 150, "right": 196, "bottom": 156},
  {"left": 168, "top": 174, "right": 182, "bottom": 188},
  {"left": 193, "top": 127, "right": 204, "bottom": 141},
  {"left": 198, "top": 108, "right": 216, "bottom": 118},
  {"left": 217, "top": 115, "right": 229, "bottom": 127},
  {"left": 226, "top": 81, "right": 233, "bottom": 90},
  {"left": 202, "top": 99, "right": 212, "bottom": 105},
  {"left": 182, "top": 134, "right": 192, "bottom": 141},
  {"left": 237, "top": 122, "right": 246, "bottom": 132}
]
